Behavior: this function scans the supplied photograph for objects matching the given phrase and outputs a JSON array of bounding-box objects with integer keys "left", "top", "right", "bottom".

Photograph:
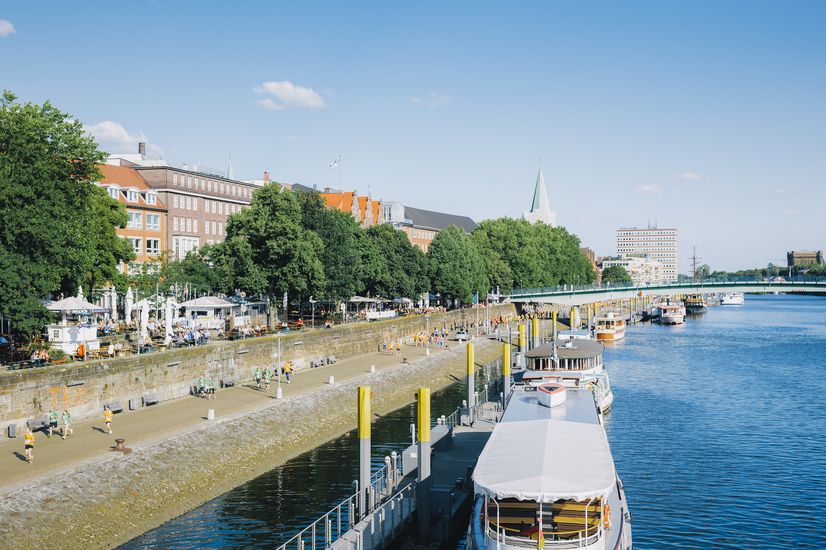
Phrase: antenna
[{"left": 691, "top": 244, "right": 703, "bottom": 283}]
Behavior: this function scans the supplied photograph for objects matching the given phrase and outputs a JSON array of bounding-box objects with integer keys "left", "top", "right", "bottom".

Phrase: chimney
[
  {"left": 263, "top": 171, "right": 270, "bottom": 182},
  {"left": 138, "top": 142, "right": 146, "bottom": 156}
]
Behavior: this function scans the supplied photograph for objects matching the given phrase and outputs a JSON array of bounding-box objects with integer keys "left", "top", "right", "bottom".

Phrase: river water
[{"left": 123, "top": 294, "right": 826, "bottom": 549}]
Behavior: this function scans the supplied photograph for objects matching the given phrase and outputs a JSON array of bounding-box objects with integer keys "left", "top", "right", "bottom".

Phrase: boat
[
  {"left": 593, "top": 312, "right": 626, "bottom": 342},
  {"left": 683, "top": 294, "right": 707, "bottom": 314},
  {"left": 522, "top": 339, "right": 613, "bottom": 413},
  {"left": 720, "top": 292, "right": 744, "bottom": 305},
  {"left": 656, "top": 302, "right": 685, "bottom": 325},
  {"left": 557, "top": 329, "right": 593, "bottom": 341},
  {"left": 468, "top": 382, "right": 632, "bottom": 549}
]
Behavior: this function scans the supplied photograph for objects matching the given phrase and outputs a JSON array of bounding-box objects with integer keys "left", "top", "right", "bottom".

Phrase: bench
[
  {"left": 26, "top": 417, "right": 49, "bottom": 432},
  {"left": 142, "top": 393, "right": 159, "bottom": 406},
  {"left": 104, "top": 401, "right": 123, "bottom": 414},
  {"left": 221, "top": 377, "right": 236, "bottom": 388}
]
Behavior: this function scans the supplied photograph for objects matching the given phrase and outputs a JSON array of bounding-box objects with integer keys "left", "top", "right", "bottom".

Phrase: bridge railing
[{"left": 511, "top": 276, "right": 826, "bottom": 298}]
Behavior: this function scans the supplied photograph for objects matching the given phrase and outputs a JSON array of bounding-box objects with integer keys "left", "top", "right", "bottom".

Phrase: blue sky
[{"left": 2, "top": 1, "right": 824, "bottom": 272}]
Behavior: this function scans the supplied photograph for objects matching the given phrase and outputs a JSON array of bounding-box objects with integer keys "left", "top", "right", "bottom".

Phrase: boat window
[{"left": 486, "top": 497, "right": 604, "bottom": 545}]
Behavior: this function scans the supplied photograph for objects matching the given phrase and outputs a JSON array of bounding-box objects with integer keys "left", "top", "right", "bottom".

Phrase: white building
[
  {"left": 523, "top": 165, "right": 557, "bottom": 227},
  {"left": 616, "top": 226, "right": 678, "bottom": 282},
  {"left": 601, "top": 254, "right": 665, "bottom": 286}
]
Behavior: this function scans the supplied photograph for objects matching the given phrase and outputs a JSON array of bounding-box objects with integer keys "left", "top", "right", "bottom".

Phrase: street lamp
[{"left": 309, "top": 296, "right": 317, "bottom": 329}]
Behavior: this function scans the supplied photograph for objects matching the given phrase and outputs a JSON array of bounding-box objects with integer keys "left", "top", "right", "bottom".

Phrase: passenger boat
[
  {"left": 557, "top": 329, "right": 593, "bottom": 341},
  {"left": 522, "top": 339, "right": 613, "bottom": 412},
  {"left": 683, "top": 294, "right": 707, "bottom": 314},
  {"left": 656, "top": 302, "right": 685, "bottom": 325},
  {"left": 720, "top": 293, "right": 744, "bottom": 305},
  {"left": 469, "top": 382, "right": 632, "bottom": 549},
  {"left": 593, "top": 312, "right": 625, "bottom": 342}
]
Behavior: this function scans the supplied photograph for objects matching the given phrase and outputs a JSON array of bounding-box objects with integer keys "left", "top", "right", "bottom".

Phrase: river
[{"left": 122, "top": 294, "right": 826, "bottom": 549}]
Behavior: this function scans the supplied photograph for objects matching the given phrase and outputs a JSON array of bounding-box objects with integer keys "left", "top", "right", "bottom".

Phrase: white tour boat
[
  {"left": 656, "top": 302, "right": 685, "bottom": 325},
  {"left": 469, "top": 382, "right": 632, "bottom": 549},
  {"left": 522, "top": 339, "right": 613, "bottom": 412},
  {"left": 557, "top": 329, "right": 593, "bottom": 341},
  {"left": 720, "top": 292, "right": 745, "bottom": 305},
  {"left": 593, "top": 312, "right": 626, "bottom": 342}
]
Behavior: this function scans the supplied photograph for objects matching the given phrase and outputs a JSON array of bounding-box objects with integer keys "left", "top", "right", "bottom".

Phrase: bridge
[{"left": 509, "top": 277, "right": 826, "bottom": 306}]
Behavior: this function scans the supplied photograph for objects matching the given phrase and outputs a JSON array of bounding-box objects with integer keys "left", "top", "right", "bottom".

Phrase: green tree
[
  {"left": 299, "top": 192, "right": 364, "bottom": 302},
  {"left": 0, "top": 91, "right": 133, "bottom": 339},
  {"left": 601, "top": 265, "right": 632, "bottom": 284},
  {"left": 207, "top": 238, "right": 266, "bottom": 295},
  {"left": 427, "top": 225, "right": 488, "bottom": 304},
  {"left": 228, "top": 183, "right": 325, "bottom": 304},
  {"left": 363, "top": 224, "right": 428, "bottom": 298}
]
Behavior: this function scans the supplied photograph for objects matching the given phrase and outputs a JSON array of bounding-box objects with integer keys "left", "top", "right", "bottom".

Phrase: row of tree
[{"left": 0, "top": 91, "right": 596, "bottom": 340}]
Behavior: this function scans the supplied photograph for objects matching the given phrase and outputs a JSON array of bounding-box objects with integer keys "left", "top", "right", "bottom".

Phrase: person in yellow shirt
[
  {"left": 103, "top": 405, "right": 114, "bottom": 434},
  {"left": 24, "top": 426, "right": 35, "bottom": 464}
]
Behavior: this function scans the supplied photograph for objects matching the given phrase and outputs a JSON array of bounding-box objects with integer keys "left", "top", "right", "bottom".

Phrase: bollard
[
  {"left": 425, "top": 347, "right": 430, "bottom": 356},
  {"left": 417, "top": 387, "right": 431, "bottom": 540},
  {"left": 552, "top": 310, "right": 558, "bottom": 340},
  {"left": 358, "top": 386, "right": 371, "bottom": 519},
  {"left": 276, "top": 386, "right": 283, "bottom": 399},
  {"left": 570, "top": 306, "right": 577, "bottom": 329},
  {"left": 502, "top": 342, "right": 511, "bottom": 401},
  {"left": 466, "top": 342, "right": 475, "bottom": 424},
  {"left": 518, "top": 324, "right": 526, "bottom": 353},
  {"left": 370, "top": 364, "right": 376, "bottom": 373},
  {"left": 531, "top": 318, "right": 539, "bottom": 349},
  {"left": 328, "top": 375, "right": 335, "bottom": 385},
  {"left": 207, "top": 408, "right": 215, "bottom": 421}
]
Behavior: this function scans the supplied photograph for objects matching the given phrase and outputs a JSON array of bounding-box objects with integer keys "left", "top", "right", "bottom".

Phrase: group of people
[
  {"left": 253, "top": 362, "right": 293, "bottom": 392},
  {"left": 411, "top": 328, "right": 450, "bottom": 348},
  {"left": 23, "top": 408, "right": 75, "bottom": 465},
  {"left": 29, "top": 349, "right": 51, "bottom": 367},
  {"left": 196, "top": 374, "right": 217, "bottom": 399}
]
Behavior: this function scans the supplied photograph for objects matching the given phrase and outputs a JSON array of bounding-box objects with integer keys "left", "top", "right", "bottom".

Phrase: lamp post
[
  {"left": 276, "top": 333, "right": 283, "bottom": 399},
  {"left": 309, "top": 296, "right": 317, "bottom": 329}
]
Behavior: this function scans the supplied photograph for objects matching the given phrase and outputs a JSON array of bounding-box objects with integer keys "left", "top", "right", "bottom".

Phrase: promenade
[{"left": 0, "top": 342, "right": 448, "bottom": 490}]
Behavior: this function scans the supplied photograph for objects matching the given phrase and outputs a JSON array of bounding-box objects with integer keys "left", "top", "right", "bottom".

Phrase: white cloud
[
  {"left": 781, "top": 208, "right": 801, "bottom": 217},
  {"left": 0, "top": 19, "right": 15, "bottom": 38},
  {"left": 775, "top": 188, "right": 791, "bottom": 195},
  {"left": 84, "top": 120, "right": 163, "bottom": 156},
  {"left": 254, "top": 81, "right": 326, "bottom": 110},
  {"left": 634, "top": 184, "right": 663, "bottom": 196},
  {"left": 288, "top": 135, "right": 301, "bottom": 142},
  {"left": 411, "top": 93, "right": 451, "bottom": 108},
  {"left": 673, "top": 172, "right": 702, "bottom": 182}
]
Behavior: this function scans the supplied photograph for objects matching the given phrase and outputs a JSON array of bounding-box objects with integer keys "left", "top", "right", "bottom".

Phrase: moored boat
[
  {"left": 720, "top": 292, "right": 745, "bottom": 305},
  {"left": 593, "top": 312, "right": 626, "bottom": 342},
  {"left": 684, "top": 294, "right": 707, "bottom": 314},
  {"left": 656, "top": 302, "right": 685, "bottom": 325},
  {"left": 468, "top": 383, "right": 631, "bottom": 549}
]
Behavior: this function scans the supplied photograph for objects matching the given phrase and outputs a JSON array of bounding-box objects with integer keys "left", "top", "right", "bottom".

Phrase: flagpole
[{"left": 338, "top": 153, "right": 342, "bottom": 189}]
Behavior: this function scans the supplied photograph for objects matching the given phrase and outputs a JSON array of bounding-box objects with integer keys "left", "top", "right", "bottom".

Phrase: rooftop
[{"left": 403, "top": 205, "right": 477, "bottom": 233}]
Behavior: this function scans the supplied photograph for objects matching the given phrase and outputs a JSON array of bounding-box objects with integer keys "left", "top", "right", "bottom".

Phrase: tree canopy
[
  {"left": 601, "top": 265, "right": 632, "bottom": 284},
  {"left": 363, "top": 223, "right": 429, "bottom": 299},
  {"left": 428, "top": 225, "right": 488, "bottom": 304},
  {"left": 0, "top": 91, "right": 133, "bottom": 338}
]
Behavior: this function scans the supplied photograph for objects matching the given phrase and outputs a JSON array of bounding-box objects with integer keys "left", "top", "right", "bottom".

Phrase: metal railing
[{"left": 275, "top": 453, "right": 404, "bottom": 550}]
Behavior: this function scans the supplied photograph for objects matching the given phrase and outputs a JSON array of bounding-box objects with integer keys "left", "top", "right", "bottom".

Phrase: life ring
[{"left": 603, "top": 504, "right": 611, "bottom": 529}]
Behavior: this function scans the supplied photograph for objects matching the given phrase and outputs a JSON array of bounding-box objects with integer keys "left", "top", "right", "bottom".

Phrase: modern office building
[
  {"left": 96, "top": 164, "right": 167, "bottom": 274},
  {"left": 601, "top": 254, "right": 665, "bottom": 286},
  {"left": 616, "top": 226, "right": 678, "bottom": 282},
  {"left": 787, "top": 250, "right": 824, "bottom": 267}
]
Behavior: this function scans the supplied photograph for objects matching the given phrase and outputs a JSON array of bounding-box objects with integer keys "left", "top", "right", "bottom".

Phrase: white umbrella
[
  {"left": 77, "top": 285, "right": 84, "bottom": 300},
  {"left": 139, "top": 299, "right": 150, "bottom": 342},
  {"left": 125, "top": 288, "right": 134, "bottom": 324},
  {"left": 109, "top": 286, "right": 118, "bottom": 322},
  {"left": 164, "top": 297, "right": 175, "bottom": 345}
]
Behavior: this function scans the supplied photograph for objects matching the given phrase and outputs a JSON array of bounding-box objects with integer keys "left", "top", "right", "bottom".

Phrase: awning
[
  {"left": 179, "top": 297, "right": 235, "bottom": 308},
  {"left": 473, "top": 418, "right": 616, "bottom": 502},
  {"left": 46, "top": 297, "right": 107, "bottom": 313}
]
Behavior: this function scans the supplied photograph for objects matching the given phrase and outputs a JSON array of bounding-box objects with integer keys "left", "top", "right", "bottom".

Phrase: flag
[{"left": 329, "top": 155, "right": 341, "bottom": 169}]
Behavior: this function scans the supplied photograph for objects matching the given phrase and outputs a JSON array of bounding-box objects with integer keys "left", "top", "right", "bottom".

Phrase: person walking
[
  {"left": 198, "top": 374, "right": 206, "bottom": 398},
  {"left": 263, "top": 368, "right": 271, "bottom": 393},
  {"left": 47, "top": 409, "right": 58, "bottom": 437},
  {"left": 61, "top": 409, "right": 73, "bottom": 439},
  {"left": 103, "top": 405, "right": 113, "bottom": 434},
  {"left": 284, "top": 362, "right": 292, "bottom": 384},
  {"left": 207, "top": 377, "right": 216, "bottom": 400},
  {"left": 24, "top": 426, "right": 35, "bottom": 464},
  {"left": 255, "top": 367, "right": 262, "bottom": 390}
]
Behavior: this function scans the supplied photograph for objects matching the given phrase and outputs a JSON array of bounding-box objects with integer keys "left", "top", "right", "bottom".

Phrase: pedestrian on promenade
[
  {"left": 255, "top": 367, "right": 262, "bottom": 389},
  {"left": 61, "top": 409, "right": 73, "bottom": 439},
  {"left": 263, "top": 368, "right": 271, "bottom": 393},
  {"left": 24, "top": 426, "right": 35, "bottom": 464},
  {"left": 103, "top": 405, "right": 114, "bottom": 434},
  {"left": 395, "top": 341, "right": 401, "bottom": 355},
  {"left": 207, "top": 377, "right": 216, "bottom": 400},
  {"left": 198, "top": 374, "right": 206, "bottom": 398},
  {"left": 284, "top": 362, "right": 292, "bottom": 383},
  {"left": 47, "top": 409, "right": 58, "bottom": 437}
]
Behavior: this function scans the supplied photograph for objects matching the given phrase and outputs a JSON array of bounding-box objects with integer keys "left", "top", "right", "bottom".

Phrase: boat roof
[
  {"left": 473, "top": 387, "right": 616, "bottom": 502},
  {"left": 525, "top": 339, "right": 604, "bottom": 360}
]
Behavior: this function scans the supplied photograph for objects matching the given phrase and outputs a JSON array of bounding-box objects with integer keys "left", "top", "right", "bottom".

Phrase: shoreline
[{"left": 0, "top": 338, "right": 502, "bottom": 550}]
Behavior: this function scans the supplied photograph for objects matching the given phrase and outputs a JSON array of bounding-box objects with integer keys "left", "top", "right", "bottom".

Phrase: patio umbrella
[
  {"left": 139, "top": 299, "right": 150, "bottom": 342},
  {"left": 164, "top": 297, "right": 175, "bottom": 345},
  {"left": 125, "top": 288, "right": 134, "bottom": 324},
  {"left": 77, "top": 285, "right": 84, "bottom": 300},
  {"left": 109, "top": 286, "right": 118, "bottom": 321}
]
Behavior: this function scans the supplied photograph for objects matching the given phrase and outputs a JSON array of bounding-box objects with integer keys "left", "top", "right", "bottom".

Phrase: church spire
[
  {"left": 226, "top": 153, "right": 235, "bottom": 180},
  {"left": 523, "top": 160, "right": 557, "bottom": 227}
]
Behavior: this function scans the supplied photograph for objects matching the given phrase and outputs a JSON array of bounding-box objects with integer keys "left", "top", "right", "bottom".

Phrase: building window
[
  {"left": 146, "top": 214, "right": 161, "bottom": 231},
  {"left": 218, "top": 202, "right": 223, "bottom": 214},
  {"left": 128, "top": 237, "right": 142, "bottom": 255},
  {"left": 145, "top": 192, "right": 157, "bottom": 205},
  {"left": 146, "top": 238, "right": 160, "bottom": 255},
  {"left": 218, "top": 222, "right": 223, "bottom": 235},
  {"left": 186, "top": 218, "right": 192, "bottom": 232},
  {"left": 193, "top": 197, "right": 198, "bottom": 211},
  {"left": 173, "top": 216, "right": 179, "bottom": 231},
  {"left": 200, "top": 179, "right": 205, "bottom": 190},
  {"left": 108, "top": 186, "right": 120, "bottom": 200},
  {"left": 186, "top": 196, "right": 192, "bottom": 210},
  {"left": 212, "top": 202, "right": 217, "bottom": 214},
  {"left": 127, "top": 212, "right": 142, "bottom": 229},
  {"left": 212, "top": 221, "right": 217, "bottom": 235},
  {"left": 173, "top": 195, "right": 179, "bottom": 208},
  {"left": 127, "top": 189, "right": 139, "bottom": 202},
  {"left": 187, "top": 176, "right": 193, "bottom": 188},
  {"left": 173, "top": 174, "right": 178, "bottom": 186},
  {"left": 193, "top": 219, "right": 198, "bottom": 233},
  {"left": 220, "top": 183, "right": 224, "bottom": 194}
]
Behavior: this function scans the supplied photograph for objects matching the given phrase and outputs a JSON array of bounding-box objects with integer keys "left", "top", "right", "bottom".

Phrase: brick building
[{"left": 787, "top": 250, "right": 824, "bottom": 267}]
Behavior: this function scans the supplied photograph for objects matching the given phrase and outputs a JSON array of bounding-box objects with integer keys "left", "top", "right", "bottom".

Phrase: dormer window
[
  {"left": 108, "top": 186, "right": 120, "bottom": 200},
  {"left": 127, "top": 189, "right": 139, "bottom": 202},
  {"left": 146, "top": 192, "right": 157, "bottom": 205}
]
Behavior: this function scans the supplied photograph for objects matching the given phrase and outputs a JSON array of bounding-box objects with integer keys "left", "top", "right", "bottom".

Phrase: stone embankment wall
[
  {"left": 0, "top": 338, "right": 504, "bottom": 550},
  {"left": 0, "top": 305, "right": 514, "bottom": 430}
]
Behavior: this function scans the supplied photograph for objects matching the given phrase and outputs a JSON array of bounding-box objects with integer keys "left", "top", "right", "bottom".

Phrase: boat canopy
[
  {"left": 473, "top": 418, "right": 616, "bottom": 502},
  {"left": 525, "top": 339, "right": 604, "bottom": 360}
]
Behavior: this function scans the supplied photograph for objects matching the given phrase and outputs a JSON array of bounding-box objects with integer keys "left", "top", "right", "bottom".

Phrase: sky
[{"left": 1, "top": 1, "right": 824, "bottom": 273}]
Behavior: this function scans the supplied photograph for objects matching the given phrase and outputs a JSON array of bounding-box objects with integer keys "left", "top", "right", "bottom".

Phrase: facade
[
  {"left": 523, "top": 165, "right": 557, "bottom": 227},
  {"left": 601, "top": 254, "right": 664, "bottom": 286},
  {"left": 96, "top": 164, "right": 167, "bottom": 274},
  {"left": 787, "top": 250, "right": 824, "bottom": 267},
  {"left": 616, "top": 226, "right": 678, "bottom": 282},
  {"left": 320, "top": 189, "right": 381, "bottom": 227},
  {"left": 381, "top": 202, "right": 477, "bottom": 252}
]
